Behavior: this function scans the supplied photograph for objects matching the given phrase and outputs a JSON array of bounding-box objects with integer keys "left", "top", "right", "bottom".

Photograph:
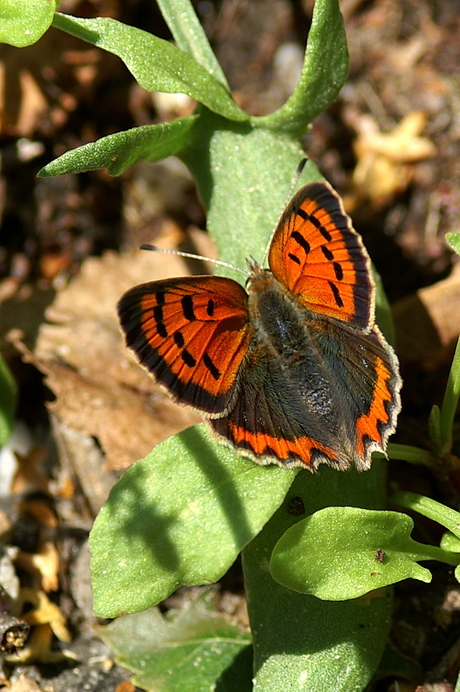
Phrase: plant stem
[
  {"left": 387, "top": 443, "right": 432, "bottom": 466},
  {"left": 439, "top": 336, "right": 460, "bottom": 454},
  {"left": 392, "top": 491, "right": 460, "bottom": 538}
]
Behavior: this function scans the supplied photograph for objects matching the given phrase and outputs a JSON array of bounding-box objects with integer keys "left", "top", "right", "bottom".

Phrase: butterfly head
[{"left": 245, "top": 260, "right": 275, "bottom": 293}]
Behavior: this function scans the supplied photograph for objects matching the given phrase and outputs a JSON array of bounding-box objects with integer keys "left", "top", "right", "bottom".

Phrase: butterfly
[{"left": 118, "top": 181, "right": 401, "bottom": 472}]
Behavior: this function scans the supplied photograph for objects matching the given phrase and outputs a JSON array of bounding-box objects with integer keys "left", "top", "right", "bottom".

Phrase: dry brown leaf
[
  {"left": 20, "top": 589, "right": 70, "bottom": 643},
  {"left": 33, "top": 228, "right": 202, "bottom": 471},
  {"left": 11, "top": 447, "right": 50, "bottom": 496},
  {"left": 393, "top": 264, "right": 460, "bottom": 365},
  {"left": 351, "top": 111, "right": 436, "bottom": 208},
  {"left": 5, "top": 624, "right": 75, "bottom": 665},
  {"left": 16, "top": 500, "right": 58, "bottom": 530},
  {"left": 16, "top": 543, "right": 60, "bottom": 593},
  {"left": 0, "top": 285, "right": 56, "bottom": 357},
  {"left": 4, "top": 672, "right": 50, "bottom": 692}
]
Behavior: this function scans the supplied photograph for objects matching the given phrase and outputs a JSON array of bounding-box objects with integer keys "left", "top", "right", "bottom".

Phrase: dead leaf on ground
[
  {"left": 393, "top": 263, "right": 460, "bottom": 366},
  {"left": 2, "top": 672, "right": 51, "bottom": 692},
  {"left": 16, "top": 542, "right": 60, "bottom": 594},
  {"left": 348, "top": 111, "right": 437, "bottom": 209},
  {"left": 32, "top": 223, "right": 203, "bottom": 471}
]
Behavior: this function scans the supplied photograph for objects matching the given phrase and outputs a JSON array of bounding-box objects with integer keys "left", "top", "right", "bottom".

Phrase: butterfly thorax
[
  {"left": 246, "top": 264, "right": 316, "bottom": 358},
  {"left": 243, "top": 263, "right": 351, "bottom": 457}
]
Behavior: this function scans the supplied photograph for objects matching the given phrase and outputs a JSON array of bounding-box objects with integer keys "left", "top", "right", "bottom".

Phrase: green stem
[
  {"left": 411, "top": 542, "right": 460, "bottom": 567},
  {"left": 439, "top": 335, "right": 460, "bottom": 454},
  {"left": 387, "top": 443, "right": 432, "bottom": 466},
  {"left": 392, "top": 491, "right": 460, "bottom": 538},
  {"left": 155, "top": 0, "right": 228, "bottom": 87}
]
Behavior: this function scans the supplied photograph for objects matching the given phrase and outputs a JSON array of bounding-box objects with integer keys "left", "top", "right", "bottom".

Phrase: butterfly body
[{"left": 119, "top": 181, "right": 401, "bottom": 472}]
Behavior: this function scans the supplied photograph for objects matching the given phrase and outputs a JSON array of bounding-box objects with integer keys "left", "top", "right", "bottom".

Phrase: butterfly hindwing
[
  {"left": 268, "top": 181, "right": 374, "bottom": 330},
  {"left": 211, "top": 314, "right": 400, "bottom": 470},
  {"left": 118, "top": 276, "right": 251, "bottom": 413}
]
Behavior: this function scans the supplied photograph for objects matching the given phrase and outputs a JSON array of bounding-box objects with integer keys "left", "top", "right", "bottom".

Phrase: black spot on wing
[
  {"left": 333, "top": 262, "right": 343, "bottom": 281},
  {"left": 154, "top": 291, "right": 167, "bottom": 337},
  {"left": 329, "top": 281, "right": 344, "bottom": 308},
  {"left": 321, "top": 245, "right": 333, "bottom": 261},
  {"left": 291, "top": 230, "right": 311, "bottom": 255},
  {"left": 181, "top": 348, "right": 196, "bottom": 367},
  {"left": 174, "top": 331, "right": 185, "bottom": 348},
  {"left": 203, "top": 352, "right": 221, "bottom": 380},
  {"left": 181, "top": 295, "right": 196, "bottom": 321}
]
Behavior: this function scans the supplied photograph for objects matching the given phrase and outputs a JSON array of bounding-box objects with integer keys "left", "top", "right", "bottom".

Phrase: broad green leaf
[
  {"left": 100, "top": 590, "right": 252, "bottom": 692},
  {"left": 244, "top": 466, "right": 392, "bottom": 692},
  {"left": 447, "top": 232, "right": 460, "bottom": 256},
  {"left": 90, "top": 424, "right": 296, "bottom": 618},
  {"left": 180, "top": 116, "right": 321, "bottom": 279},
  {"left": 52, "top": 13, "right": 248, "bottom": 123},
  {"left": 456, "top": 669, "right": 460, "bottom": 692},
  {"left": 254, "top": 0, "right": 348, "bottom": 135},
  {"left": 0, "top": 0, "right": 57, "bottom": 47},
  {"left": 38, "top": 117, "right": 197, "bottom": 177},
  {"left": 377, "top": 642, "right": 422, "bottom": 683},
  {"left": 0, "top": 353, "right": 17, "bottom": 446},
  {"left": 270, "top": 507, "right": 433, "bottom": 600}
]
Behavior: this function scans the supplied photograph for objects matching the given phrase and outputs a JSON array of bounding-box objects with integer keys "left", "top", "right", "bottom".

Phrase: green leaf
[
  {"left": 270, "top": 507, "right": 433, "bottom": 600},
  {"left": 386, "top": 443, "right": 432, "bottom": 466},
  {"left": 0, "top": 353, "right": 17, "bottom": 446},
  {"left": 447, "top": 232, "right": 460, "bottom": 256},
  {"left": 440, "top": 531, "right": 460, "bottom": 553},
  {"left": 0, "top": 0, "right": 57, "bottom": 47},
  {"left": 243, "top": 466, "right": 393, "bottom": 692},
  {"left": 99, "top": 590, "right": 252, "bottom": 692},
  {"left": 428, "top": 403, "right": 442, "bottom": 448},
  {"left": 38, "top": 117, "right": 197, "bottom": 177},
  {"left": 254, "top": 0, "right": 348, "bottom": 135},
  {"left": 180, "top": 116, "right": 321, "bottom": 279},
  {"left": 377, "top": 642, "right": 422, "bottom": 683},
  {"left": 156, "top": 0, "right": 228, "bottom": 87},
  {"left": 52, "top": 13, "right": 248, "bottom": 123},
  {"left": 391, "top": 491, "right": 460, "bottom": 543},
  {"left": 90, "top": 424, "right": 296, "bottom": 618}
]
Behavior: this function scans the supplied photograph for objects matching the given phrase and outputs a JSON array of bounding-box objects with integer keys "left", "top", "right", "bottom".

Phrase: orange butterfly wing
[
  {"left": 118, "top": 276, "right": 251, "bottom": 414},
  {"left": 268, "top": 181, "right": 373, "bottom": 329}
]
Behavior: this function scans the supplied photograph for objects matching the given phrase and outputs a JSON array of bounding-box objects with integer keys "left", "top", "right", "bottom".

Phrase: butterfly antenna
[
  {"left": 261, "top": 157, "right": 309, "bottom": 266},
  {"left": 140, "top": 244, "right": 249, "bottom": 277}
]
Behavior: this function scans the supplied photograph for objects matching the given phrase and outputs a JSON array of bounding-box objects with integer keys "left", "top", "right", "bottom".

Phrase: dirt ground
[{"left": 1, "top": 0, "right": 460, "bottom": 690}]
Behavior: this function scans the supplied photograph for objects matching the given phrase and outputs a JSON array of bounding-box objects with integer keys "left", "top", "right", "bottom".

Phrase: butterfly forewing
[
  {"left": 268, "top": 181, "right": 373, "bottom": 329},
  {"left": 118, "top": 276, "right": 250, "bottom": 413}
]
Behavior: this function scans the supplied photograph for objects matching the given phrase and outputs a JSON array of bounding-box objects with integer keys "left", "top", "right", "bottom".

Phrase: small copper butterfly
[{"left": 118, "top": 181, "right": 401, "bottom": 471}]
